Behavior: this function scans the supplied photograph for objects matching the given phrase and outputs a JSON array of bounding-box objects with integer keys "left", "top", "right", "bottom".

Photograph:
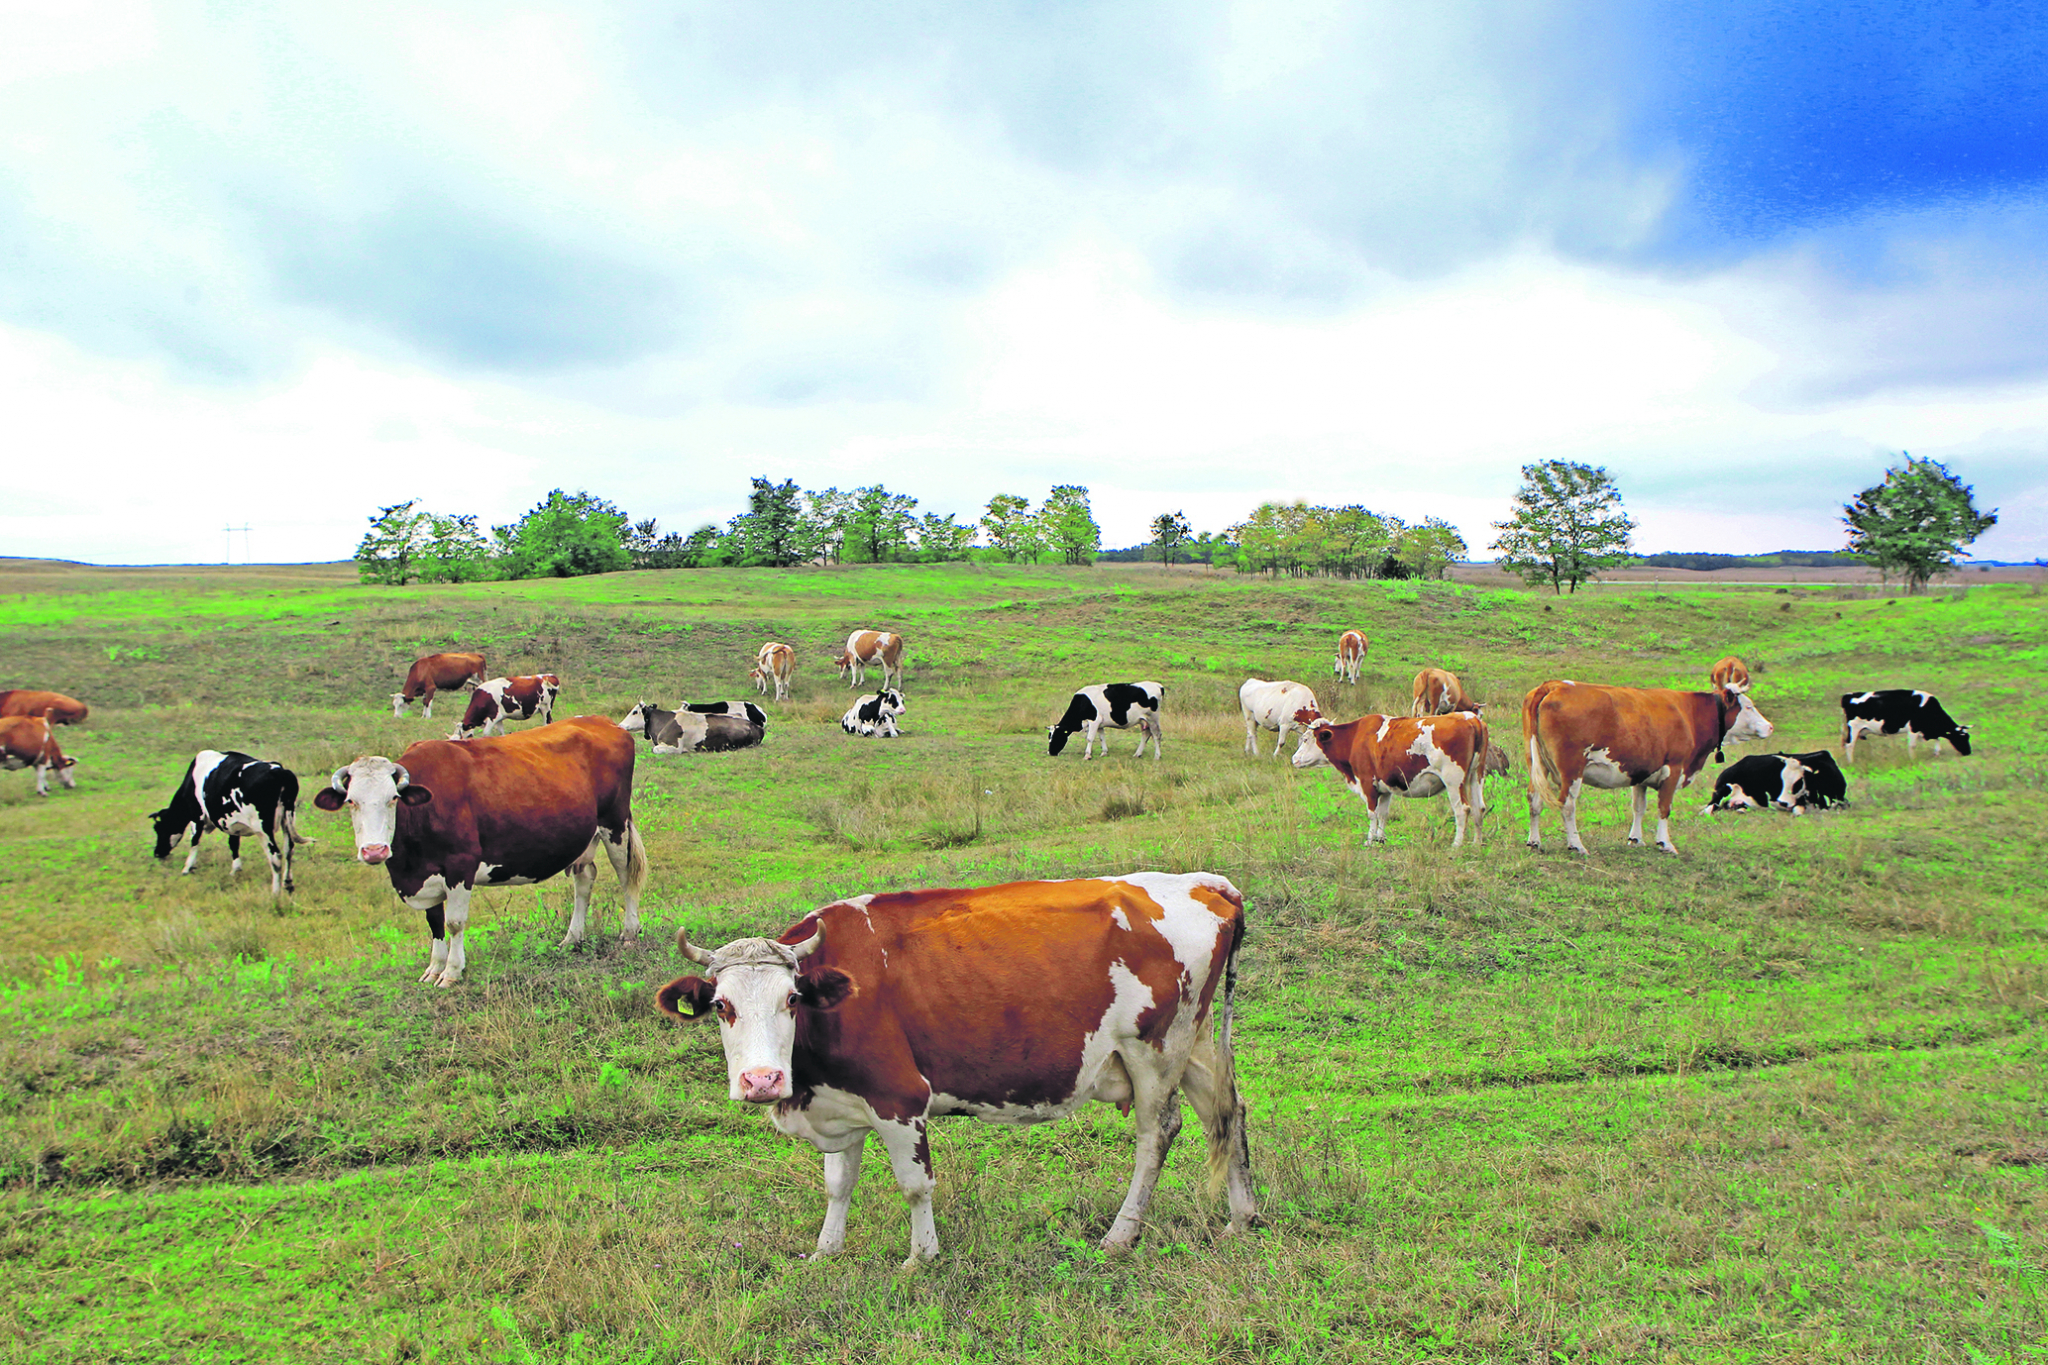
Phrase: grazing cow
[
  {"left": 656, "top": 871, "right": 1256, "bottom": 1264},
  {"left": 841, "top": 690, "right": 906, "bottom": 738},
  {"left": 620, "top": 702, "right": 765, "bottom": 753},
  {"left": 1710, "top": 656, "right": 1751, "bottom": 694},
  {"left": 0, "top": 690, "right": 89, "bottom": 725},
  {"left": 312, "top": 715, "right": 647, "bottom": 986},
  {"left": 1702, "top": 751, "right": 1849, "bottom": 816},
  {"left": 451, "top": 674, "right": 561, "bottom": 739},
  {"left": 0, "top": 716, "right": 76, "bottom": 796},
  {"left": 1524, "top": 681, "right": 1775, "bottom": 855},
  {"left": 1292, "top": 710, "right": 1489, "bottom": 846},
  {"left": 680, "top": 699, "right": 770, "bottom": 729},
  {"left": 392, "top": 652, "right": 487, "bottom": 718},
  {"left": 150, "top": 751, "right": 310, "bottom": 894},
  {"left": 1485, "top": 742, "right": 1512, "bottom": 778},
  {"left": 1411, "top": 668, "right": 1482, "bottom": 717},
  {"left": 1239, "top": 679, "right": 1320, "bottom": 757},
  {"left": 833, "top": 631, "right": 905, "bottom": 691},
  {"left": 1047, "top": 682, "right": 1164, "bottom": 760},
  {"left": 751, "top": 642, "right": 795, "bottom": 701},
  {"left": 1333, "top": 631, "right": 1368, "bottom": 685},
  {"left": 1841, "top": 689, "right": 1973, "bottom": 760}
]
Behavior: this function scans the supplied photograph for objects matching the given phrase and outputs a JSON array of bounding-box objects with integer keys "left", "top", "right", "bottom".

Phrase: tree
[
  {"left": 847, "top": 485, "right": 919, "bottom": 563},
  {"left": 915, "top": 512, "right": 977, "bottom": 562},
  {"left": 1489, "top": 461, "right": 1635, "bottom": 594},
  {"left": 1842, "top": 454, "right": 1998, "bottom": 593},
  {"left": 1150, "top": 511, "right": 1192, "bottom": 566},
  {"left": 1397, "top": 517, "right": 1468, "bottom": 580},
  {"left": 416, "top": 513, "right": 493, "bottom": 582},
  {"left": 803, "top": 487, "right": 857, "bottom": 565},
  {"left": 981, "top": 494, "right": 1036, "bottom": 561},
  {"left": 1039, "top": 486, "right": 1101, "bottom": 565},
  {"left": 495, "top": 489, "right": 631, "bottom": 579},
  {"left": 727, "top": 477, "right": 808, "bottom": 566},
  {"left": 355, "top": 501, "right": 428, "bottom": 584}
]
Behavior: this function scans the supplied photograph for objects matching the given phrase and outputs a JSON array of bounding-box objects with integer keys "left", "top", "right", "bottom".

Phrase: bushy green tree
[
  {"left": 981, "top": 494, "right": 1038, "bottom": 561},
  {"left": 416, "top": 513, "right": 493, "bottom": 582},
  {"left": 915, "top": 512, "right": 977, "bottom": 562},
  {"left": 354, "top": 501, "right": 428, "bottom": 584},
  {"left": 1397, "top": 517, "right": 1468, "bottom": 580},
  {"left": 1842, "top": 454, "right": 1998, "bottom": 593},
  {"left": 1150, "top": 510, "right": 1192, "bottom": 566},
  {"left": 1039, "top": 485, "right": 1100, "bottom": 565},
  {"left": 847, "top": 485, "right": 919, "bottom": 562},
  {"left": 726, "top": 478, "right": 808, "bottom": 566},
  {"left": 1489, "top": 461, "right": 1635, "bottom": 594},
  {"left": 803, "top": 487, "right": 857, "bottom": 565},
  {"left": 495, "top": 489, "right": 631, "bottom": 579}
]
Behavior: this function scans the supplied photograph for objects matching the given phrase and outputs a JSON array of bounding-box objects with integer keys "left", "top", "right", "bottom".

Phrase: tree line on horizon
[{"left": 353, "top": 455, "right": 1997, "bottom": 595}]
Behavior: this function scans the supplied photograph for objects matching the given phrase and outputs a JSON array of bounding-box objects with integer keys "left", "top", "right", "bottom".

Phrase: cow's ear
[
  {"left": 312, "top": 788, "right": 345, "bottom": 811},
  {"left": 797, "top": 967, "right": 855, "bottom": 1012},
  {"left": 399, "top": 785, "right": 434, "bottom": 806},
  {"left": 657, "top": 976, "right": 717, "bottom": 1020}
]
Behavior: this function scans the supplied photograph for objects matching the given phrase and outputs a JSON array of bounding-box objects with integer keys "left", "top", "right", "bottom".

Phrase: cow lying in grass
[
  {"left": 1702, "top": 751, "right": 1848, "bottom": 815},
  {"left": 842, "top": 690, "right": 906, "bottom": 738},
  {"left": 620, "top": 702, "right": 765, "bottom": 753}
]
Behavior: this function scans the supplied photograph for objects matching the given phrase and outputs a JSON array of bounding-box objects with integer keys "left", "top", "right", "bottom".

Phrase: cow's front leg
[
  {"left": 421, "top": 691, "right": 434, "bottom": 719},
  {"left": 1272, "top": 723, "right": 1290, "bottom": 758},
  {"left": 873, "top": 1117, "right": 939, "bottom": 1265},
  {"left": 264, "top": 834, "right": 285, "bottom": 896},
  {"left": 181, "top": 828, "right": 205, "bottom": 874},
  {"left": 1242, "top": 716, "right": 1256, "bottom": 755},
  {"left": 561, "top": 843, "right": 600, "bottom": 947},
  {"left": 438, "top": 883, "right": 473, "bottom": 986},
  {"left": 1083, "top": 723, "right": 1098, "bottom": 760},
  {"left": 816, "top": 1135, "right": 867, "bottom": 1254},
  {"left": 1655, "top": 776, "right": 1682, "bottom": 854},
  {"left": 1626, "top": 785, "right": 1648, "bottom": 846},
  {"left": 420, "top": 900, "right": 451, "bottom": 985}
]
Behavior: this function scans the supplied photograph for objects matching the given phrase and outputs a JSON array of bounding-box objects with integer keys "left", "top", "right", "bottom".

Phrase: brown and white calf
[
  {"left": 1333, "top": 631, "right": 1368, "bottom": 685},
  {"left": 0, "top": 716, "right": 77, "bottom": 796},
  {"left": 658, "top": 871, "right": 1255, "bottom": 1265},
  {"left": 1710, "top": 656, "right": 1751, "bottom": 694},
  {"left": 1411, "top": 667, "right": 1482, "bottom": 716},
  {"left": 1523, "top": 680, "right": 1774, "bottom": 855},
  {"left": 314, "top": 715, "right": 647, "bottom": 986},
  {"left": 1292, "top": 710, "right": 1489, "bottom": 846},
  {"left": 1239, "top": 678, "right": 1321, "bottom": 757},
  {"left": 832, "top": 631, "right": 904, "bottom": 691},
  {"left": 750, "top": 642, "right": 795, "bottom": 701},
  {"left": 0, "top": 690, "right": 89, "bottom": 725},
  {"left": 452, "top": 674, "right": 561, "bottom": 739},
  {"left": 392, "top": 652, "right": 487, "bottom": 718}
]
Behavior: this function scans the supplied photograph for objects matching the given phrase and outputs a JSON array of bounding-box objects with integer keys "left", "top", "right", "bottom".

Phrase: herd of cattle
[{"left": 0, "top": 623, "right": 1981, "bottom": 1262}]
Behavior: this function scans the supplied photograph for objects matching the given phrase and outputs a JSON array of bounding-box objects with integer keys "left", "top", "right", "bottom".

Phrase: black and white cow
[
  {"left": 1047, "top": 682, "right": 1164, "bottom": 759},
  {"left": 679, "top": 700, "right": 769, "bottom": 729},
  {"left": 841, "top": 690, "right": 906, "bottom": 738},
  {"left": 620, "top": 702, "right": 765, "bottom": 753},
  {"left": 1841, "top": 690, "right": 1973, "bottom": 761},
  {"left": 150, "top": 751, "right": 311, "bottom": 894},
  {"left": 1702, "top": 750, "right": 1849, "bottom": 815}
]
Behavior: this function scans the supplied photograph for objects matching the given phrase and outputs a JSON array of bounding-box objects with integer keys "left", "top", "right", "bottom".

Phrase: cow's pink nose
[
  {"left": 359, "top": 845, "right": 391, "bottom": 864},
  {"left": 739, "top": 1068, "right": 787, "bottom": 1102}
]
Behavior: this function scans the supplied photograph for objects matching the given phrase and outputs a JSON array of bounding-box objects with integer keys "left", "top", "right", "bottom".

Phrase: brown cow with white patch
[
  {"left": 391, "top": 652, "right": 487, "bottom": 718},
  {"left": 1291, "top": 710, "right": 1488, "bottom": 846},
  {"left": 1709, "top": 656, "right": 1750, "bottom": 693},
  {"left": 0, "top": 716, "right": 77, "bottom": 796},
  {"left": 1523, "top": 679, "right": 1774, "bottom": 855},
  {"left": 658, "top": 871, "right": 1255, "bottom": 1264},
  {"left": 832, "top": 631, "right": 904, "bottom": 691},
  {"left": 0, "top": 690, "right": 89, "bottom": 725},
  {"left": 313, "top": 715, "right": 646, "bottom": 986},
  {"left": 1333, "top": 630, "right": 1368, "bottom": 684},
  {"left": 451, "top": 674, "right": 561, "bottom": 739},
  {"left": 1411, "top": 667, "right": 1482, "bottom": 717},
  {"left": 750, "top": 642, "right": 795, "bottom": 701}
]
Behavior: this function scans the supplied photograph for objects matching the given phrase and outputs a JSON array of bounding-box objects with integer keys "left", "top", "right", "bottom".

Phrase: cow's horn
[
  {"left": 787, "top": 925, "right": 825, "bottom": 960},
  {"left": 393, "top": 764, "right": 411, "bottom": 789},
  {"left": 329, "top": 767, "right": 350, "bottom": 793},
  {"left": 677, "top": 928, "right": 716, "bottom": 966}
]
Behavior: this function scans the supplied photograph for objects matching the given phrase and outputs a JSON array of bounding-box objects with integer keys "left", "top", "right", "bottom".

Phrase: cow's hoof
[
  {"left": 1658, "top": 844, "right": 1679, "bottom": 856},
  {"left": 420, "top": 969, "right": 442, "bottom": 985}
]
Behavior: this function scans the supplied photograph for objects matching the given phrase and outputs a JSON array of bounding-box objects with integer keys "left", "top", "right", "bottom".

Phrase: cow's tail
[
  {"left": 1525, "top": 686, "right": 1566, "bottom": 809},
  {"left": 1203, "top": 907, "right": 1248, "bottom": 1203},
  {"left": 623, "top": 818, "right": 649, "bottom": 900}
]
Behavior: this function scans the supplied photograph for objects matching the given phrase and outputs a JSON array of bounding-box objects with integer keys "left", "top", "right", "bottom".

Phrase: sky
[{"left": 4, "top": 0, "right": 2047, "bottom": 564}]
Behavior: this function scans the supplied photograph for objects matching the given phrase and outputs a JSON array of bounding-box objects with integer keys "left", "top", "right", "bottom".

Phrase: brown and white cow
[
  {"left": 451, "top": 674, "right": 561, "bottom": 739},
  {"left": 1523, "top": 680, "right": 1774, "bottom": 855},
  {"left": 750, "top": 642, "right": 795, "bottom": 701},
  {"left": 1411, "top": 667, "right": 1482, "bottom": 717},
  {"left": 0, "top": 716, "right": 77, "bottom": 796},
  {"left": 1333, "top": 631, "right": 1368, "bottom": 685},
  {"left": 313, "top": 714, "right": 646, "bottom": 986},
  {"left": 1291, "top": 710, "right": 1489, "bottom": 846},
  {"left": 657, "top": 872, "right": 1256, "bottom": 1264},
  {"left": 391, "top": 652, "right": 487, "bottom": 719},
  {"left": 1710, "top": 656, "right": 1751, "bottom": 694},
  {"left": 0, "top": 690, "right": 89, "bottom": 725},
  {"left": 832, "top": 631, "right": 904, "bottom": 691},
  {"left": 1239, "top": 678, "right": 1321, "bottom": 757}
]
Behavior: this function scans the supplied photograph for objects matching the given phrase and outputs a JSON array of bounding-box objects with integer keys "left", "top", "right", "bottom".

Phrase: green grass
[{"left": 0, "top": 559, "right": 2043, "bottom": 1363}]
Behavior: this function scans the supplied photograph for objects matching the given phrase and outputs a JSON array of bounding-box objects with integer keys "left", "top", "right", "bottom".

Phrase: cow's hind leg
[
  {"left": 1561, "top": 778, "right": 1589, "bottom": 855},
  {"left": 1654, "top": 775, "right": 1682, "bottom": 854},
  {"left": 561, "top": 840, "right": 602, "bottom": 948},
  {"left": 1181, "top": 1034, "right": 1257, "bottom": 1232},
  {"left": 873, "top": 1117, "right": 939, "bottom": 1265},
  {"left": 1103, "top": 1050, "right": 1177, "bottom": 1250},
  {"left": 227, "top": 834, "right": 244, "bottom": 877},
  {"left": 599, "top": 822, "right": 647, "bottom": 944},
  {"left": 1626, "top": 785, "right": 1648, "bottom": 846}
]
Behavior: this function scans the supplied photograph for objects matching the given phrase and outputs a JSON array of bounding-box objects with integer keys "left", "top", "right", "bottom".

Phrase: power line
[{"left": 223, "top": 524, "right": 251, "bottom": 564}]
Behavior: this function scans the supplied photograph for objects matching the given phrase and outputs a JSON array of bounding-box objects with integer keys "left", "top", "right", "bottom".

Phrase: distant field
[{"left": 0, "top": 559, "right": 2042, "bottom": 1364}]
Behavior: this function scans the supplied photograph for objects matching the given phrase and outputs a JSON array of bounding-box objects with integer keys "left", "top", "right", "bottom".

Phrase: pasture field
[{"left": 0, "top": 558, "right": 2043, "bottom": 1364}]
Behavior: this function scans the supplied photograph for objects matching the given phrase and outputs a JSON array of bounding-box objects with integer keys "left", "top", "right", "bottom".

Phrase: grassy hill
[{"left": 0, "top": 560, "right": 2041, "bottom": 1362}]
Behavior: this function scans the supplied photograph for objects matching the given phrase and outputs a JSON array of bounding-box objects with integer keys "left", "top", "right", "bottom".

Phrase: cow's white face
[
  {"left": 312, "top": 756, "right": 430, "bottom": 864},
  {"left": 390, "top": 693, "right": 408, "bottom": 718},
  {"left": 1773, "top": 758, "right": 1808, "bottom": 812},
  {"left": 619, "top": 702, "right": 651, "bottom": 733},
  {"left": 658, "top": 931, "right": 850, "bottom": 1104},
  {"left": 1290, "top": 719, "right": 1332, "bottom": 769},
  {"left": 1728, "top": 692, "right": 1774, "bottom": 742}
]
